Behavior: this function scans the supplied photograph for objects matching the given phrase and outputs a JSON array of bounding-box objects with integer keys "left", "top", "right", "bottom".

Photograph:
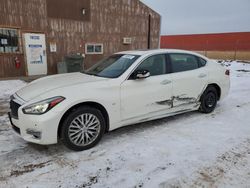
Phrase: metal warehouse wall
[
  {"left": 0, "top": 0, "right": 161, "bottom": 78},
  {"left": 0, "top": 0, "right": 47, "bottom": 77},
  {"left": 161, "top": 32, "right": 250, "bottom": 60}
]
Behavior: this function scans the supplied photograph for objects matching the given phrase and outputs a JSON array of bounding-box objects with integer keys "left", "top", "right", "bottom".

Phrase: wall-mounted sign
[
  {"left": 50, "top": 42, "right": 57, "bottom": 52},
  {"left": 30, "top": 36, "right": 40, "bottom": 40},
  {"left": 29, "top": 44, "right": 43, "bottom": 64}
]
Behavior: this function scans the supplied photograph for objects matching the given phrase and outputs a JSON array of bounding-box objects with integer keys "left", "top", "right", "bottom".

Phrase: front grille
[{"left": 10, "top": 99, "right": 21, "bottom": 119}]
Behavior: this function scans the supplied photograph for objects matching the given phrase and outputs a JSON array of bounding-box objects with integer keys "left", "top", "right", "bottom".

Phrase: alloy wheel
[{"left": 68, "top": 113, "right": 101, "bottom": 146}]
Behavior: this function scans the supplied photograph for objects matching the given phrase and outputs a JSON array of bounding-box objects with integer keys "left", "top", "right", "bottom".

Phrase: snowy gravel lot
[{"left": 0, "top": 61, "right": 250, "bottom": 188}]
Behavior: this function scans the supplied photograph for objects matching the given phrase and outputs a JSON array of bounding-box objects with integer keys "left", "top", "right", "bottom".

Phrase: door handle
[
  {"left": 161, "top": 80, "right": 172, "bottom": 85},
  {"left": 198, "top": 73, "right": 207, "bottom": 78}
]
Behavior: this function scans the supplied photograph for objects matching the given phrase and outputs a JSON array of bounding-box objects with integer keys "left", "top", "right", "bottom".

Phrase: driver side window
[{"left": 136, "top": 54, "right": 166, "bottom": 76}]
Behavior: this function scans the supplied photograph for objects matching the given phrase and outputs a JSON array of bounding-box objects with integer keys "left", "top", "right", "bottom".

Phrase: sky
[{"left": 141, "top": 0, "right": 250, "bottom": 35}]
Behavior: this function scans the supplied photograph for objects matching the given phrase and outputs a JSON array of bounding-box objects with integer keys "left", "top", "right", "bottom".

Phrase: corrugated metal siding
[
  {"left": 161, "top": 32, "right": 250, "bottom": 51},
  {"left": 0, "top": 54, "right": 25, "bottom": 77},
  {"left": 0, "top": 0, "right": 47, "bottom": 77},
  {"left": 47, "top": 0, "right": 160, "bottom": 70},
  {"left": 0, "top": 0, "right": 47, "bottom": 30},
  {"left": 0, "top": 0, "right": 161, "bottom": 77},
  {"left": 47, "top": 0, "right": 91, "bottom": 21}
]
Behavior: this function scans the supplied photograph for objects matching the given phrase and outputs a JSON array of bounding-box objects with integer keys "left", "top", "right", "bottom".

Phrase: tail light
[{"left": 225, "top": 69, "right": 230, "bottom": 76}]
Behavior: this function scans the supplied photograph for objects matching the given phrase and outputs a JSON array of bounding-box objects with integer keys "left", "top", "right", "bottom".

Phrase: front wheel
[
  {"left": 199, "top": 86, "right": 218, "bottom": 113},
  {"left": 61, "top": 106, "right": 106, "bottom": 151}
]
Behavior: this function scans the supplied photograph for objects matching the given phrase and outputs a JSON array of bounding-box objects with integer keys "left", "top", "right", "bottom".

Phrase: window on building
[
  {"left": 0, "top": 28, "right": 19, "bottom": 53},
  {"left": 85, "top": 43, "right": 103, "bottom": 54},
  {"left": 169, "top": 53, "right": 199, "bottom": 73}
]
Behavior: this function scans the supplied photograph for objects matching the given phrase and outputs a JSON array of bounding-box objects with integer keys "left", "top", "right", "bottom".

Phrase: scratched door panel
[
  {"left": 171, "top": 68, "right": 207, "bottom": 108},
  {"left": 120, "top": 74, "right": 173, "bottom": 122}
]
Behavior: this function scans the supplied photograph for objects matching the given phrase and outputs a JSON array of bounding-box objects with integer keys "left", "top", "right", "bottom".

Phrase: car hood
[{"left": 16, "top": 73, "right": 107, "bottom": 101}]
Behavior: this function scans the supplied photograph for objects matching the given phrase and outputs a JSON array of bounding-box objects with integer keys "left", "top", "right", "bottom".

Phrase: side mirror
[{"left": 131, "top": 69, "right": 150, "bottom": 80}]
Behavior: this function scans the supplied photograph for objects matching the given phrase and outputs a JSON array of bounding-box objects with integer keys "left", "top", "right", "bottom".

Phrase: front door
[
  {"left": 23, "top": 33, "right": 47, "bottom": 76},
  {"left": 120, "top": 54, "right": 173, "bottom": 123}
]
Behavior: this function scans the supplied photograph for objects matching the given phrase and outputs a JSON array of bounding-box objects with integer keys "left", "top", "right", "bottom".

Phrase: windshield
[{"left": 83, "top": 54, "right": 140, "bottom": 78}]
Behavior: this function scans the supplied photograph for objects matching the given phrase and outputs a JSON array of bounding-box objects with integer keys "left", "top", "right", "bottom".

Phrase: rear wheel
[
  {"left": 199, "top": 86, "right": 218, "bottom": 113},
  {"left": 61, "top": 106, "right": 105, "bottom": 151}
]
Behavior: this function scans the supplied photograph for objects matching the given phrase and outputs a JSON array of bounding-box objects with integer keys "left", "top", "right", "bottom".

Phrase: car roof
[
  {"left": 116, "top": 49, "right": 166, "bottom": 55},
  {"left": 116, "top": 49, "right": 208, "bottom": 59}
]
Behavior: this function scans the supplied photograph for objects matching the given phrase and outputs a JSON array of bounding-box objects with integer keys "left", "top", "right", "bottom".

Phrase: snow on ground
[
  {"left": 0, "top": 61, "right": 250, "bottom": 188},
  {"left": 0, "top": 81, "right": 27, "bottom": 159}
]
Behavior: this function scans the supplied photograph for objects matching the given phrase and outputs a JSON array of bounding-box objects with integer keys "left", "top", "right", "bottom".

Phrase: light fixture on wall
[{"left": 82, "top": 8, "right": 86, "bottom": 15}]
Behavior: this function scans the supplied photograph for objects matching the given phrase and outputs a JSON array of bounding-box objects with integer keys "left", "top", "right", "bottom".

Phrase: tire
[
  {"left": 199, "top": 86, "right": 218, "bottom": 114},
  {"left": 61, "top": 106, "right": 106, "bottom": 151}
]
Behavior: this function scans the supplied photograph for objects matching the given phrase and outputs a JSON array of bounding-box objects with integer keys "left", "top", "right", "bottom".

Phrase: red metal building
[{"left": 161, "top": 32, "right": 250, "bottom": 60}]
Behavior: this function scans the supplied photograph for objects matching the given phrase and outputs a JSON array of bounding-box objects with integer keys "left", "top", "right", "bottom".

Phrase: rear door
[{"left": 168, "top": 53, "right": 208, "bottom": 107}]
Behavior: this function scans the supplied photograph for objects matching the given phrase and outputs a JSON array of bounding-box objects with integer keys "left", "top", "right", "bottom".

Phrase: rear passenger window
[{"left": 169, "top": 54, "right": 199, "bottom": 73}]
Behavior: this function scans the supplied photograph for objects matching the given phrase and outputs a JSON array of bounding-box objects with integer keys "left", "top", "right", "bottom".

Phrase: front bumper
[{"left": 8, "top": 109, "right": 61, "bottom": 145}]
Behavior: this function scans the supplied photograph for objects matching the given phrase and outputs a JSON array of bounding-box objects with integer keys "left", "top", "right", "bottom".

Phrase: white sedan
[{"left": 9, "top": 49, "right": 230, "bottom": 151}]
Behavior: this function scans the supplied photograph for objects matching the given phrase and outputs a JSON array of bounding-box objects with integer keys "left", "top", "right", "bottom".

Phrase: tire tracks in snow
[
  {"left": 190, "top": 138, "right": 250, "bottom": 187},
  {"left": 0, "top": 160, "right": 52, "bottom": 181},
  {"left": 158, "top": 139, "right": 250, "bottom": 188}
]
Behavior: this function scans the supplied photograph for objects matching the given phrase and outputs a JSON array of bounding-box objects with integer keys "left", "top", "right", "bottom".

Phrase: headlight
[{"left": 22, "top": 96, "right": 65, "bottom": 115}]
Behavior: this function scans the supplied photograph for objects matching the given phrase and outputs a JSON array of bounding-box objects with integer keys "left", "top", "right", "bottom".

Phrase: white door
[
  {"left": 120, "top": 54, "right": 173, "bottom": 122},
  {"left": 169, "top": 53, "right": 208, "bottom": 107},
  {"left": 23, "top": 33, "right": 47, "bottom": 76}
]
